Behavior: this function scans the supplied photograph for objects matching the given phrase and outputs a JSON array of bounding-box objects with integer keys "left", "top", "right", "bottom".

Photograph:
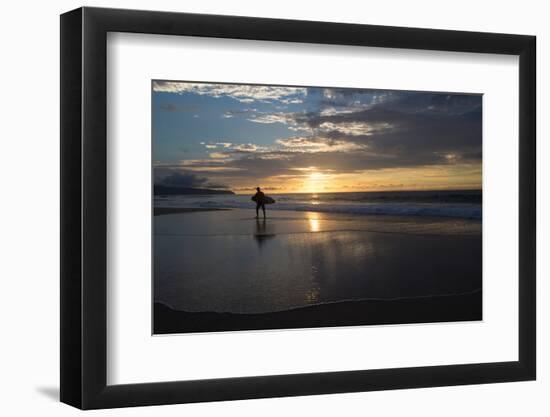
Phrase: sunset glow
[{"left": 153, "top": 81, "right": 482, "bottom": 194}]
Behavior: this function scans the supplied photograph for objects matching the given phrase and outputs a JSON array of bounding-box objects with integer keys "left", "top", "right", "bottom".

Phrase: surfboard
[{"left": 251, "top": 195, "right": 276, "bottom": 204}]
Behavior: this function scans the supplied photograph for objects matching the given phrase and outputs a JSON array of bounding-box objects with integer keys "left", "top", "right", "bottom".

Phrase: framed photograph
[{"left": 60, "top": 7, "right": 536, "bottom": 409}]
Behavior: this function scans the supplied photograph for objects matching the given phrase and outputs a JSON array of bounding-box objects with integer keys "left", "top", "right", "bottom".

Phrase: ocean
[
  {"left": 154, "top": 189, "right": 482, "bottom": 318},
  {"left": 154, "top": 189, "right": 482, "bottom": 220}
]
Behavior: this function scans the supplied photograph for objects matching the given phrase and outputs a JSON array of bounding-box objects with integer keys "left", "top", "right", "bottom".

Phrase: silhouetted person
[{"left": 253, "top": 187, "right": 266, "bottom": 218}]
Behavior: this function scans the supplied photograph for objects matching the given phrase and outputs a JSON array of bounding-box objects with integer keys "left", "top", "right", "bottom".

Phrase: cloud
[
  {"left": 318, "top": 121, "right": 392, "bottom": 136},
  {"left": 276, "top": 136, "right": 367, "bottom": 153},
  {"left": 159, "top": 103, "right": 199, "bottom": 112},
  {"left": 158, "top": 171, "right": 208, "bottom": 187},
  {"left": 248, "top": 113, "right": 291, "bottom": 124},
  {"left": 155, "top": 170, "right": 230, "bottom": 189},
  {"left": 178, "top": 159, "right": 245, "bottom": 172},
  {"left": 222, "top": 108, "right": 257, "bottom": 118},
  {"left": 260, "top": 93, "right": 482, "bottom": 166},
  {"left": 209, "top": 152, "right": 231, "bottom": 159},
  {"left": 154, "top": 85, "right": 482, "bottom": 190},
  {"left": 155, "top": 158, "right": 245, "bottom": 172},
  {"left": 247, "top": 112, "right": 311, "bottom": 132},
  {"left": 318, "top": 88, "right": 394, "bottom": 111},
  {"left": 191, "top": 96, "right": 481, "bottom": 179},
  {"left": 153, "top": 81, "right": 307, "bottom": 103},
  {"left": 281, "top": 98, "right": 303, "bottom": 104},
  {"left": 200, "top": 142, "right": 233, "bottom": 149},
  {"left": 200, "top": 142, "right": 269, "bottom": 154},
  {"left": 319, "top": 106, "right": 365, "bottom": 117},
  {"left": 231, "top": 143, "right": 267, "bottom": 153}
]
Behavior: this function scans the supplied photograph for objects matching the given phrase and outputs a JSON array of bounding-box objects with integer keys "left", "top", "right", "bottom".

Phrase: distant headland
[{"left": 154, "top": 185, "right": 235, "bottom": 196}]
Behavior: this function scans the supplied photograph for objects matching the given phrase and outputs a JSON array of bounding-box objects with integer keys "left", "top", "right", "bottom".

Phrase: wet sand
[
  {"left": 154, "top": 290, "right": 482, "bottom": 334},
  {"left": 154, "top": 209, "right": 482, "bottom": 334}
]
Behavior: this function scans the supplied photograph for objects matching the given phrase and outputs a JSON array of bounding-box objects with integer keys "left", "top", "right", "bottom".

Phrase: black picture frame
[{"left": 60, "top": 6, "right": 536, "bottom": 409}]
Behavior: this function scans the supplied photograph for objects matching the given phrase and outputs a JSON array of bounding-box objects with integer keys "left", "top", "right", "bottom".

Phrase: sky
[{"left": 152, "top": 81, "right": 482, "bottom": 194}]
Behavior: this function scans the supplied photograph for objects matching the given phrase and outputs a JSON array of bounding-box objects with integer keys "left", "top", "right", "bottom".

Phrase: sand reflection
[{"left": 253, "top": 217, "right": 275, "bottom": 248}]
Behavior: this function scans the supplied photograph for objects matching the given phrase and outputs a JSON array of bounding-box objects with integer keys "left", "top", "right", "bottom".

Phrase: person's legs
[
  {"left": 256, "top": 203, "right": 260, "bottom": 218},
  {"left": 261, "top": 203, "right": 266, "bottom": 218}
]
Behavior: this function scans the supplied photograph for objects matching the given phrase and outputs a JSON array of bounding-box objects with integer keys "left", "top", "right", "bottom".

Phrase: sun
[
  {"left": 302, "top": 171, "right": 331, "bottom": 193},
  {"left": 309, "top": 172, "right": 324, "bottom": 181}
]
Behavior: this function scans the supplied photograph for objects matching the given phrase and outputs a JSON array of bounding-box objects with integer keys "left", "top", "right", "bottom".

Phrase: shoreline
[
  {"left": 154, "top": 290, "right": 482, "bottom": 334},
  {"left": 154, "top": 205, "right": 482, "bottom": 222},
  {"left": 153, "top": 204, "right": 482, "bottom": 221}
]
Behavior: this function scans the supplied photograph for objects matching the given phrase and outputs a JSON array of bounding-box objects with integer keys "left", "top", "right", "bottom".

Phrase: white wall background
[{"left": 0, "top": 0, "right": 546, "bottom": 415}]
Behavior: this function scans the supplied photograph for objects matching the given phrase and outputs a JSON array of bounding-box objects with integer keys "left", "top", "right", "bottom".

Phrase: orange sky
[{"left": 228, "top": 163, "right": 482, "bottom": 194}]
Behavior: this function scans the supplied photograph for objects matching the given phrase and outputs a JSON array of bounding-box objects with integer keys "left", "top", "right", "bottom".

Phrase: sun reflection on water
[{"left": 306, "top": 212, "right": 321, "bottom": 232}]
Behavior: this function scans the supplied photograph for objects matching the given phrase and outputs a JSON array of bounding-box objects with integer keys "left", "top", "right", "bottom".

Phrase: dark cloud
[
  {"left": 159, "top": 171, "right": 208, "bottom": 187},
  {"left": 426, "top": 94, "right": 482, "bottom": 114},
  {"left": 156, "top": 171, "right": 229, "bottom": 189},
  {"left": 277, "top": 92, "right": 482, "bottom": 168},
  {"left": 193, "top": 91, "right": 482, "bottom": 180},
  {"left": 317, "top": 88, "right": 391, "bottom": 109}
]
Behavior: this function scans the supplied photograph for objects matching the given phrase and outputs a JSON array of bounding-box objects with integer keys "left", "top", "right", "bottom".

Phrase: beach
[{"left": 153, "top": 208, "right": 482, "bottom": 334}]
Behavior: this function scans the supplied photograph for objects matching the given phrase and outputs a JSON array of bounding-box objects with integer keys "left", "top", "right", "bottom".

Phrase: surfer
[{"left": 253, "top": 187, "right": 266, "bottom": 218}]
